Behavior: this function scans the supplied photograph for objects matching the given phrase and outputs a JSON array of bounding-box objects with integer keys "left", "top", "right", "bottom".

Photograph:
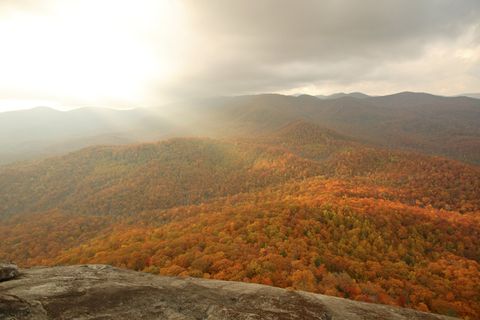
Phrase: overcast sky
[{"left": 0, "top": 0, "right": 479, "bottom": 111}]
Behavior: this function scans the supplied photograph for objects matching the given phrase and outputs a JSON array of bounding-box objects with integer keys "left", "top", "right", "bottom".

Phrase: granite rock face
[
  {"left": 0, "top": 264, "right": 19, "bottom": 282},
  {"left": 0, "top": 265, "right": 456, "bottom": 320}
]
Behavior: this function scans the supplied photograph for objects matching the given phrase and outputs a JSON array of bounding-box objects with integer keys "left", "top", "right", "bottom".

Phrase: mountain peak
[
  {"left": 268, "top": 120, "right": 349, "bottom": 145},
  {"left": 317, "top": 92, "right": 370, "bottom": 100}
]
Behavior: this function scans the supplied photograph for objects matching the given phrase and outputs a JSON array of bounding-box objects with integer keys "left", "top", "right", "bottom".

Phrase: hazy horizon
[{"left": 1, "top": 90, "right": 480, "bottom": 113}]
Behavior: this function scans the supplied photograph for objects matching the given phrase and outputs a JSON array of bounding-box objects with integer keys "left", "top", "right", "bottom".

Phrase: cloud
[
  {"left": 160, "top": 0, "right": 480, "bottom": 98},
  {"left": 0, "top": 0, "right": 479, "bottom": 109}
]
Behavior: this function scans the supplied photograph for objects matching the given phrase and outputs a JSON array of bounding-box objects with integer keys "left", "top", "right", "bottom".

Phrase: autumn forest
[{"left": 1, "top": 94, "right": 480, "bottom": 319}]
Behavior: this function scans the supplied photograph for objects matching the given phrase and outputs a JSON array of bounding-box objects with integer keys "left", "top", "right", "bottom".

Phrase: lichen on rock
[{"left": 0, "top": 264, "right": 19, "bottom": 282}]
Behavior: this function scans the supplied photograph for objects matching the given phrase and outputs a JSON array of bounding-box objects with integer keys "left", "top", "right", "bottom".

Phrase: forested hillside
[
  {"left": 188, "top": 93, "right": 480, "bottom": 164},
  {"left": 0, "top": 137, "right": 320, "bottom": 217},
  {"left": 1, "top": 121, "right": 479, "bottom": 318}
]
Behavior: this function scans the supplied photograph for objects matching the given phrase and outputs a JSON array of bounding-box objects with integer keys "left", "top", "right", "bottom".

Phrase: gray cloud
[
  {"left": 0, "top": 0, "right": 479, "bottom": 109},
  {"left": 157, "top": 0, "right": 480, "bottom": 99}
]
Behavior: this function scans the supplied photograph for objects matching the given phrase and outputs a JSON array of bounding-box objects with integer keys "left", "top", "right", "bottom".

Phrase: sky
[{"left": 0, "top": 0, "right": 479, "bottom": 111}]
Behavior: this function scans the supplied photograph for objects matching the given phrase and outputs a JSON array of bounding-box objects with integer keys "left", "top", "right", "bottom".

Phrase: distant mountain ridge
[
  {"left": 1, "top": 91, "right": 480, "bottom": 165},
  {"left": 316, "top": 92, "right": 371, "bottom": 99},
  {"left": 460, "top": 93, "right": 480, "bottom": 99},
  {"left": 198, "top": 92, "right": 480, "bottom": 163}
]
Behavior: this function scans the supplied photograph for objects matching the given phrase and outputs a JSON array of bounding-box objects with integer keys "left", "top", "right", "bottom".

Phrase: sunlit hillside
[{"left": 1, "top": 121, "right": 479, "bottom": 318}]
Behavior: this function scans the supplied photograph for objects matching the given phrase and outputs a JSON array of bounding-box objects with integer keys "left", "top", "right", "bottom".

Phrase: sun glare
[{"left": 0, "top": 0, "right": 182, "bottom": 110}]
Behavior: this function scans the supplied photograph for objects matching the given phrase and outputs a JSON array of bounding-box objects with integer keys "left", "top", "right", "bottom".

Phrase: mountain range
[
  {"left": 1, "top": 92, "right": 479, "bottom": 165},
  {"left": 1, "top": 92, "right": 479, "bottom": 318}
]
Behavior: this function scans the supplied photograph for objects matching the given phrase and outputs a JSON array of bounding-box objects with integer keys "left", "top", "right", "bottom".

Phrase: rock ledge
[{"left": 0, "top": 265, "right": 456, "bottom": 320}]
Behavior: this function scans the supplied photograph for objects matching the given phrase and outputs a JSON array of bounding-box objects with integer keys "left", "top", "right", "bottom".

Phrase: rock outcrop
[
  {"left": 0, "top": 264, "right": 19, "bottom": 282},
  {"left": 0, "top": 265, "right": 456, "bottom": 320}
]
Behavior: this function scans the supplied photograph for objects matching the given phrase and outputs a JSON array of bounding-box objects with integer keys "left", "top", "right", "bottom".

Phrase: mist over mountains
[
  {"left": 461, "top": 93, "right": 480, "bottom": 99},
  {"left": 2, "top": 92, "right": 479, "bottom": 165}
]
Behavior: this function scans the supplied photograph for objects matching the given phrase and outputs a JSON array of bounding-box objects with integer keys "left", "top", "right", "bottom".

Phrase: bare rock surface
[
  {"left": 0, "top": 265, "right": 456, "bottom": 320},
  {"left": 0, "top": 264, "right": 19, "bottom": 282}
]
